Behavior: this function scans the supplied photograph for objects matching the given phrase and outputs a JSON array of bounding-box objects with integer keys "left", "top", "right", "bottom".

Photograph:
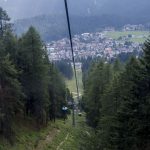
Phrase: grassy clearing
[
  {"left": 106, "top": 31, "right": 150, "bottom": 43},
  {"left": 0, "top": 118, "right": 59, "bottom": 150},
  {"left": 46, "top": 114, "right": 90, "bottom": 150},
  {"left": 0, "top": 114, "right": 89, "bottom": 150},
  {"left": 65, "top": 69, "right": 83, "bottom": 98}
]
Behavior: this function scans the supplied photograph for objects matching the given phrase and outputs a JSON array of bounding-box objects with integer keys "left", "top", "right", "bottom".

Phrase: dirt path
[
  {"left": 35, "top": 129, "right": 60, "bottom": 150},
  {"left": 56, "top": 133, "right": 69, "bottom": 150}
]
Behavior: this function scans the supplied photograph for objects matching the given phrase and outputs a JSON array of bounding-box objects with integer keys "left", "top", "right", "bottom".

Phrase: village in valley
[{"left": 47, "top": 24, "right": 149, "bottom": 61}]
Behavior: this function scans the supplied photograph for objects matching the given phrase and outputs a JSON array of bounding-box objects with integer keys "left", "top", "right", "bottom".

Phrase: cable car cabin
[{"left": 78, "top": 112, "right": 82, "bottom": 116}]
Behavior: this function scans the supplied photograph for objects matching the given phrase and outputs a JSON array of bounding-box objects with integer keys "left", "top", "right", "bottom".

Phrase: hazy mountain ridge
[
  {"left": 14, "top": 14, "right": 150, "bottom": 42},
  {"left": 1, "top": 0, "right": 150, "bottom": 41}
]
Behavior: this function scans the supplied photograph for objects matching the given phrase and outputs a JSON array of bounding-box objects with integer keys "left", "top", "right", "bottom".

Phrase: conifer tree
[
  {"left": 114, "top": 57, "right": 144, "bottom": 150},
  {"left": 0, "top": 47, "right": 23, "bottom": 142},
  {"left": 0, "top": 7, "right": 23, "bottom": 142},
  {"left": 3, "top": 31, "right": 18, "bottom": 64},
  {"left": 18, "top": 26, "right": 49, "bottom": 125},
  {"left": 48, "top": 63, "right": 66, "bottom": 120},
  {"left": 84, "top": 62, "right": 113, "bottom": 128},
  {"left": 0, "top": 7, "right": 11, "bottom": 37}
]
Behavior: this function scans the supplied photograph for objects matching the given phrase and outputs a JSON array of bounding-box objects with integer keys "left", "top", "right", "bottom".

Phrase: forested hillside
[
  {"left": 82, "top": 40, "right": 150, "bottom": 149},
  {"left": 0, "top": 7, "right": 68, "bottom": 143},
  {"left": 54, "top": 60, "right": 73, "bottom": 80},
  {"left": 14, "top": 15, "right": 130, "bottom": 41}
]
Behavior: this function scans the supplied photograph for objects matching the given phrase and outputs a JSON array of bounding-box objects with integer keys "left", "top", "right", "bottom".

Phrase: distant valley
[{"left": 47, "top": 28, "right": 148, "bottom": 61}]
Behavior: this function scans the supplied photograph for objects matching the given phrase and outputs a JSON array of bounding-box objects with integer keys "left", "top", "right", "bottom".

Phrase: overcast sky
[
  {"left": 0, "top": 0, "right": 65, "bottom": 20},
  {"left": 0, "top": 0, "right": 150, "bottom": 21}
]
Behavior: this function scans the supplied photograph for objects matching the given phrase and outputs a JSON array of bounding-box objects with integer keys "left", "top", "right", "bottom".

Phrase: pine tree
[
  {"left": 18, "top": 26, "right": 49, "bottom": 126},
  {"left": 84, "top": 61, "right": 113, "bottom": 128},
  {"left": 113, "top": 59, "right": 123, "bottom": 74},
  {"left": 88, "top": 61, "right": 123, "bottom": 150},
  {"left": 55, "top": 61, "right": 73, "bottom": 79},
  {"left": 114, "top": 57, "right": 143, "bottom": 150},
  {"left": 3, "top": 31, "right": 18, "bottom": 64},
  {"left": 0, "top": 7, "right": 23, "bottom": 142},
  {"left": 0, "top": 7, "right": 11, "bottom": 37},
  {"left": 48, "top": 63, "right": 66, "bottom": 121},
  {"left": 0, "top": 52, "right": 23, "bottom": 142}
]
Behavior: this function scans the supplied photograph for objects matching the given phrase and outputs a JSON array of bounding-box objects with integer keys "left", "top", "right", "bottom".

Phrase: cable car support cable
[{"left": 64, "top": 0, "right": 80, "bottom": 126}]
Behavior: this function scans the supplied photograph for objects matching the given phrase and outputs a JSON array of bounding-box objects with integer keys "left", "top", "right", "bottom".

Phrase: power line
[{"left": 64, "top": 0, "right": 80, "bottom": 126}]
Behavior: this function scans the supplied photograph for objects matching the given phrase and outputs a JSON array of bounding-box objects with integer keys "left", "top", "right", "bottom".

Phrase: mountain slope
[
  {"left": 2, "top": 0, "right": 150, "bottom": 41},
  {"left": 14, "top": 14, "right": 149, "bottom": 42},
  {"left": 14, "top": 14, "right": 130, "bottom": 41}
]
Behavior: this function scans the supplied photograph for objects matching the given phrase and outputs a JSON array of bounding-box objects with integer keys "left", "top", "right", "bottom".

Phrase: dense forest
[
  {"left": 0, "top": 7, "right": 69, "bottom": 143},
  {"left": 54, "top": 60, "right": 73, "bottom": 80},
  {"left": 81, "top": 40, "right": 150, "bottom": 149}
]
